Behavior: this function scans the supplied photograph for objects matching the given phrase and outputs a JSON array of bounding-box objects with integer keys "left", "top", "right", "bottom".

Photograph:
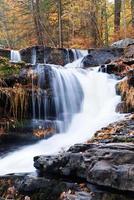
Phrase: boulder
[
  {"left": 111, "top": 38, "right": 134, "bottom": 48},
  {"left": 82, "top": 48, "right": 124, "bottom": 68},
  {"left": 34, "top": 143, "right": 134, "bottom": 192}
]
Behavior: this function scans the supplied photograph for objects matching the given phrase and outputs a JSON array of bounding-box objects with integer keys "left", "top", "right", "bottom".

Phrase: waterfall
[
  {"left": 31, "top": 48, "right": 37, "bottom": 65},
  {"left": 31, "top": 64, "right": 84, "bottom": 132},
  {"left": 65, "top": 49, "right": 88, "bottom": 68},
  {"left": 72, "top": 49, "right": 88, "bottom": 60},
  {"left": 10, "top": 50, "right": 21, "bottom": 62},
  {"left": 0, "top": 55, "right": 123, "bottom": 175}
]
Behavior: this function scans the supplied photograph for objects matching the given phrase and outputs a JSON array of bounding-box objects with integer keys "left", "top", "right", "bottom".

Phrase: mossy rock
[{"left": 0, "top": 57, "right": 25, "bottom": 78}]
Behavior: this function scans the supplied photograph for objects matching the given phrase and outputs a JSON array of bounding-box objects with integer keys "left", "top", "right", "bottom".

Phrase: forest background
[{"left": 0, "top": 0, "right": 133, "bottom": 49}]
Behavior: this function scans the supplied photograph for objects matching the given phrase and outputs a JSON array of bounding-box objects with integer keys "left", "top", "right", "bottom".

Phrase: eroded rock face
[
  {"left": 20, "top": 46, "right": 70, "bottom": 65},
  {"left": 34, "top": 142, "right": 134, "bottom": 192}
]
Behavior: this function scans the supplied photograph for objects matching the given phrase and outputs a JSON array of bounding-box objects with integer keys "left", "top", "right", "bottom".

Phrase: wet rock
[
  {"left": 99, "top": 60, "right": 134, "bottom": 78},
  {"left": 115, "top": 101, "right": 128, "bottom": 113},
  {"left": 0, "top": 49, "right": 10, "bottom": 59},
  {"left": 111, "top": 38, "right": 134, "bottom": 48},
  {"left": 34, "top": 152, "right": 87, "bottom": 179},
  {"left": 82, "top": 48, "right": 124, "bottom": 68},
  {"left": 82, "top": 54, "right": 99, "bottom": 68},
  {"left": 20, "top": 46, "right": 70, "bottom": 65}
]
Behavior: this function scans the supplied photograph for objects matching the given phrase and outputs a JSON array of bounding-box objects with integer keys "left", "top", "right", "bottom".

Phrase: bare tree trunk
[
  {"left": 114, "top": 0, "right": 121, "bottom": 33},
  {"left": 89, "top": 0, "right": 98, "bottom": 47},
  {"left": 58, "top": 0, "right": 63, "bottom": 48},
  {"left": 102, "top": 0, "right": 109, "bottom": 47},
  {"left": 31, "top": 0, "right": 44, "bottom": 45},
  {"left": 122, "top": 0, "right": 127, "bottom": 38},
  {"left": 131, "top": 0, "right": 134, "bottom": 27}
]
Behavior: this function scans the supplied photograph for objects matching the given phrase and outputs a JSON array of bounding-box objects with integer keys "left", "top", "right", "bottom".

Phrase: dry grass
[{"left": 118, "top": 78, "right": 134, "bottom": 111}]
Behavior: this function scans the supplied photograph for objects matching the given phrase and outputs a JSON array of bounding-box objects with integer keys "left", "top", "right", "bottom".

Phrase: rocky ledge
[{"left": 34, "top": 142, "right": 134, "bottom": 193}]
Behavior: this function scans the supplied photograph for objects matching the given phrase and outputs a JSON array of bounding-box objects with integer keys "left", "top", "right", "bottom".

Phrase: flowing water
[
  {"left": 0, "top": 51, "right": 123, "bottom": 175},
  {"left": 10, "top": 50, "right": 21, "bottom": 62}
]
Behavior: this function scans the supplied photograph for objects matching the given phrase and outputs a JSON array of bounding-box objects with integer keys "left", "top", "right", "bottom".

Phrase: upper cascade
[
  {"left": 10, "top": 50, "right": 21, "bottom": 62},
  {"left": 19, "top": 46, "right": 88, "bottom": 65}
]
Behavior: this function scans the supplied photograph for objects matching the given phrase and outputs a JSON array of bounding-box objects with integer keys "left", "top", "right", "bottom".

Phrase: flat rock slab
[{"left": 34, "top": 143, "right": 134, "bottom": 192}]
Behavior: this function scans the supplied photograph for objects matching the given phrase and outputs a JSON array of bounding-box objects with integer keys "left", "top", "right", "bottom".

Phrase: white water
[
  {"left": 66, "top": 49, "right": 88, "bottom": 68},
  {"left": 0, "top": 58, "right": 123, "bottom": 175},
  {"left": 31, "top": 63, "right": 84, "bottom": 132},
  {"left": 72, "top": 49, "right": 88, "bottom": 60},
  {"left": 31, "top": 48, "right": 36, "bottom": 65},
  {"left": 10, "top": 50, "right": 21, "bottom": 62}
]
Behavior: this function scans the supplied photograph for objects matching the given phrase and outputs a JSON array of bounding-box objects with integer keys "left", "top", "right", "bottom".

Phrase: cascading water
[
  {"left": 31, "top": 64, "right": 84, "bottom": 133},
  {"left": 31, "top": 48, "right": 37, "bottom": 65},
  {"left": 10, "top": 50, "right": 21, "bottom": 62},
  {"left": 0, "top": 54, "right": 123, "bottom": 175},
  {"left": 72, "top": 49, "right": 88, "bottom": 60},
  {"left": 66, "top": 49, "right": 88, "bottom": 68}
]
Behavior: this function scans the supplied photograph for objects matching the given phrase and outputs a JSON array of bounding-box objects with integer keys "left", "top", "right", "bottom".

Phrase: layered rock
[
  {"left": 20, "top": 46, "right": 72, "bottom": 65},
  {"left": 34, "top": 142, "right": 134, "bottom": 193}
]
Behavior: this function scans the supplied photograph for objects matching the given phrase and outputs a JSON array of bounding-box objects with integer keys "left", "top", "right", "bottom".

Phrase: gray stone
[
  {"left": 34, "top": 143, "right": 134, "bottom": 192},
  {"left": 111, "top": 38, "right": 134, "bottom": 48}
]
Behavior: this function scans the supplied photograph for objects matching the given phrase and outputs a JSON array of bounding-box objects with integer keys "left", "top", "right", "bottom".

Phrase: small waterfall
[
  {"left": 31, "top": 48, "right": 37, "bottom": 65},
  {"left": 65, "top": 49, "right": 88, "bottom": 68},
  {"left": 10, "top": 50, "right": 21, "bottom": 62},
  {"left": 72, "top": 49, "right": 88, "bottom": 60}
]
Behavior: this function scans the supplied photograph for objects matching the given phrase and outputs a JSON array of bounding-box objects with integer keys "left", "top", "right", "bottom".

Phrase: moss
[
  {"left": 113, "top": 136, "right": 134, "bottom": 143},
  {"left": 0, "top": 56, "right": 25, "bottom": 78}
]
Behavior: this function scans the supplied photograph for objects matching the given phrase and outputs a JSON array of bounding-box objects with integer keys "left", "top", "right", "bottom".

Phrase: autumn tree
[
  {"left": 114, "top": 0, "right": 122, "bottom": 34},
  {"left": 31, "top": 0, "right": 45, "bottom": 45},
  {"left": 131, "top": 0, "right": 134, "bottom": 27},
  {"left": 58, "top": 0, "right": 63, "bottom": 48}
]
